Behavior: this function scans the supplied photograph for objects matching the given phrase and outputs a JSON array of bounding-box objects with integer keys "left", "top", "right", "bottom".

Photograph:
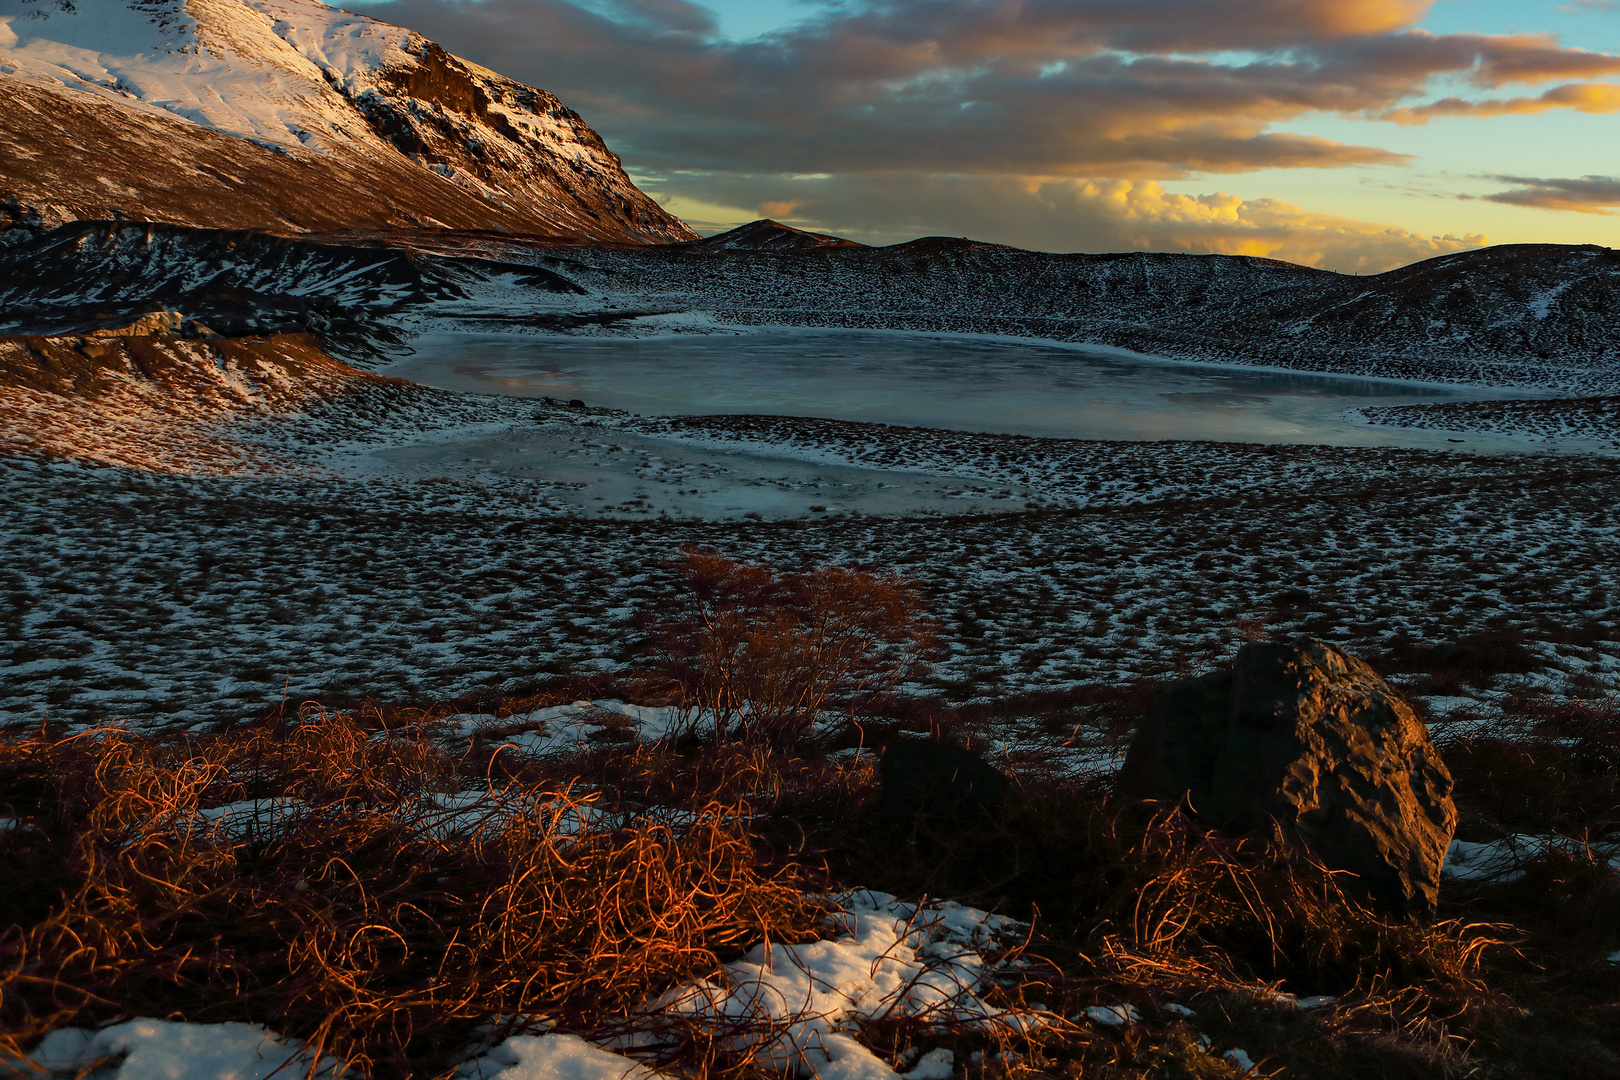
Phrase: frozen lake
[{"left": 385, "top": 329, "right": 1527, "bottom": 451}]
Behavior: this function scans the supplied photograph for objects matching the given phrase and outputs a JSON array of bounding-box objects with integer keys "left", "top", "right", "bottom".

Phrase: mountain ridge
[{"left": 4, "top": 221, "right": 1617, "bottom": 392}]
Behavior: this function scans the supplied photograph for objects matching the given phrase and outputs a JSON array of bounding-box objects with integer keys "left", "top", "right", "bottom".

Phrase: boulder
[
  {"left": 1117, "top": 640, "right": 1456, "bottom": 915},
  {"left": 879, "top": 738, "right": 1009, "bottom": 829}
]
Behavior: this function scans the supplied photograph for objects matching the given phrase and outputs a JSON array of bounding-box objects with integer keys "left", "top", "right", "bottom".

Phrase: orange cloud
[
  {"left": 1047, "top": 179, "right": 1485, "bottom": 272},
  {"left": 1467, "top": 32, "right": 1620, "bottom": 85},
  {"left": 758, "top": 199, "right": 808, "bottom": 219},
  {"left": 352, "top": 0, "right": 1620, "bottom": 178},
  {"left": 680, "top": 172, "right": 1486, "bottom": 274},
  {"left": 1387, "top": 80, "right": 1620, "bottom": 123},
  {"left": 1312, "top": 0, "right": 1434, "bottom": 36}
]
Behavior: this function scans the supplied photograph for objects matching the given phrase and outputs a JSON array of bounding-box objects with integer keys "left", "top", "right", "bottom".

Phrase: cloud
[
  {"left": 757, "top": 199, "right": 808, "bottom": 219},
  {"left": 353, "top": 0, "right": 1620, "bottom": 178},
  {"left": 660, "top": 172, "right": 1485, "bottom": 273},
  {"left": 346, "top": 0, "right": 1620, "bottom": 267},
  {"left": 1481, "top": 174, "right": 1620, "bottom": 214},
  {"left": 1387, "top": 80, "right": 1620, "bottom": 122}
]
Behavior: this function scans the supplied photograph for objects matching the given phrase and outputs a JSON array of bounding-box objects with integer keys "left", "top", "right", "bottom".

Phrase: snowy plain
[{"left": 4, "top": 350, "right": 1619, "bottom": 740}]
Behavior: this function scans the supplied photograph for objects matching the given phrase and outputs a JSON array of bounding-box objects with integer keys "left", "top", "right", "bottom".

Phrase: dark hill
[{"left": 695, "top": 220, "right": 865, "bottom": 251}]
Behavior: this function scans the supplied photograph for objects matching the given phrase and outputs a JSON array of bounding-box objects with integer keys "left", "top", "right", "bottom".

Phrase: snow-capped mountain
[{"left": 0, "top": 0, "right": 696, "bottom": 243}]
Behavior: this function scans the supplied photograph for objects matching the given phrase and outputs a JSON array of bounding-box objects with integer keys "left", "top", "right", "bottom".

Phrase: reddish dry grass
[
  {"left": 1443, "top": 693, "right": 1619, "bottom": 839},
  {"left": 0, "top": 717, "right": 822, "bottom": 1078},
  {"left": 786, "top": 770, "right": 1552, "bottom": 1078}
]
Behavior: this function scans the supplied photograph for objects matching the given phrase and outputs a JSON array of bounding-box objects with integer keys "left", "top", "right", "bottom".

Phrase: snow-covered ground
[
  {"left": 1358, "top": 394, "right": 1620, "bottom": 450},
  {"left": 4, "top": 364, "right": 1618, "bottom": 731},
  {"left": 1444, "top": 834, "right": 1620, "bottom": 884}
]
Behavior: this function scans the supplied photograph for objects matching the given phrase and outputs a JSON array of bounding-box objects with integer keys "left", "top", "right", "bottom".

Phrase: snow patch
[
  {"left": 650, "top": 890, "right": 1036, "bottom": 1078},
  {"left": 458, "top": 1033, "right": 662, "bottom": 1080},
  {"left": 15, "top": 1019, "right": 337, "bottom": 1080},
  {"left": 1443, "top": 834, "right": 1620, "bottom": 883},
  {"left": 900, "top": 1049, "right": 955, "bottom": 1079},
  {"left": 1081, "top": 1004, "right": 1139, "bottom": 1026}
]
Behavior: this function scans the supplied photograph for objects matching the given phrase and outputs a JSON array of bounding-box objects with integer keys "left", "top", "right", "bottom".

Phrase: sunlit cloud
[
  {"left": 1481, "top": 175, "right": 1620, "bottom": 214},
  {"left": 346, "top": 0, "right": 1617, "bottom": 265},
  {"left": 1387, "top": 80, "right": 1620, "bottom": 123},
  {"left": 757, "top": 199, "right": 809, "bottom": 219},
  {"left": 354, "top": 0, "right": 1620, "bottom": 177}
]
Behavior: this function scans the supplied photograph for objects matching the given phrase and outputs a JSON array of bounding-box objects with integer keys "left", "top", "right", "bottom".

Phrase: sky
[{"left": 348, "top": 0, "right": 1620, "bottom": 272}]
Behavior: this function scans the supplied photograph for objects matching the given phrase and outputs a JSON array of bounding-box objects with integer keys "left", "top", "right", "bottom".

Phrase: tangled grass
[{"left": 0, "top": 709, "right": 823, "bottom": 1078}]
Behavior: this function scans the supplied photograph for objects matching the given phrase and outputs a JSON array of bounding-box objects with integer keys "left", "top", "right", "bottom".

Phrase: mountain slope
[
  {"left": 0, "top": 221, "right": 586, "bottom": 360},
  {"left": 0, "top": 329, "right": 411, "bottom": 471},
  {"left": 0, "top": 0, "right": 696, "bottom": 243},
  {"left": 539, "top": 231, "right": 1620, "bottom": 388}
]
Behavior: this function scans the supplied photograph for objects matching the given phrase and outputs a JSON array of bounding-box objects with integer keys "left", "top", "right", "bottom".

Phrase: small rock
[
  {"left": 1117, "top": 639, "right": 1457, "bottom": 915},
  {"left": 879, "top": 738, "right": 1008, "bottom": 828}
]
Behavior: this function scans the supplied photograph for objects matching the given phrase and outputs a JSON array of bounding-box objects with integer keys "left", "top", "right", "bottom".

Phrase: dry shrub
[
  {"left": 1433, "top": 695, "right": 1620, "bottom": 1076},
  {"left": 1379, "top": 630, "right": 1542, "bottom": 694},
  {"left": 1082, "top": 808, "right": 1509, "bottom": 1031},
  {"left": 1444, "top": 694, "right": 1620, "bottom": 837},
  {"left": 642, "top": 547, "right": 941, "bottom": 744},
  {"left": 0, "top": 722, "right": 822, "bottom": 1078},
  {"left": 556, "top": 740, "right": 869, "bottom": 823}
]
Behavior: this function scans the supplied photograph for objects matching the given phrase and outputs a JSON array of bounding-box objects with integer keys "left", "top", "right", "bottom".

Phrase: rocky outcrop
[
  {"left": 1117, "top": 640, "right": 1457, "bottom": 915},
  {"left": 0, "top": 221, "right": 589, "bottom": 360},
  {"left": 0, "top": 195, "right": 47, "bottom": 249}
]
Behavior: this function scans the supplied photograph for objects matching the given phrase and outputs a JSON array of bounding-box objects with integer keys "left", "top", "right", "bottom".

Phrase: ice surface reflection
[{"left": 387, "top": 329, "right": 1520, "bottom": 450}]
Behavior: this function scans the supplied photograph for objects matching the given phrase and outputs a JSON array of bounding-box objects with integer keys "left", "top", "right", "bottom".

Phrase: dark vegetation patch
[{"left": 1377, "top": 629, "right": 1546, "bottom": 695}]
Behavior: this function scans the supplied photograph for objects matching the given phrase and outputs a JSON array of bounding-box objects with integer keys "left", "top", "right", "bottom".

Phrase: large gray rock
[{"left": 1118, "top": 640, "right": 1457, "bottom": 915}]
